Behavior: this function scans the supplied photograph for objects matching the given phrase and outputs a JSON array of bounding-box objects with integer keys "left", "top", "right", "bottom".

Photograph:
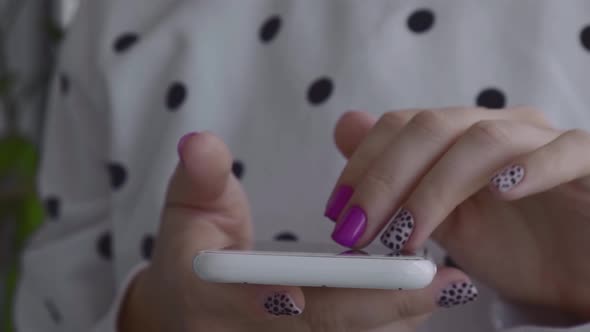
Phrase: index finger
[{"left": 328, "top": 107, "right": 549, "bottom": 248}]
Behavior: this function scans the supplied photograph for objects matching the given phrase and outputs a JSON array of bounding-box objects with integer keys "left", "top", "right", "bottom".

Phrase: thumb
[
  {"left": 304, "top": 267, "right": 478, "bottom": 331},
  {"left": 152, "top": 132, "right": 304, "bottom": 322},
  {"left": 334, "top": 111, "right": 377, "bottom": 159},
  {"left": 163, "top": 131, "right": 252, "bottom": 252}
]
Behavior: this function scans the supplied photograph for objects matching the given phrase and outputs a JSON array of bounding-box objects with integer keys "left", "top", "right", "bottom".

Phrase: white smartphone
[{"left": 193, "top": 242, "right": 436, "bottom": 290}]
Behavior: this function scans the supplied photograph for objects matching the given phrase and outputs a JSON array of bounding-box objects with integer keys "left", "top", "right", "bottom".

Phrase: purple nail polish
[
  {"left": 331, "top": 206, "right": 367, "bottom": 247},
  {"left": 325, "top": 185, "right": 354, "bottom": 221},
  {"left": 177, "top": 132, "right": 198, "bottom": 160}
]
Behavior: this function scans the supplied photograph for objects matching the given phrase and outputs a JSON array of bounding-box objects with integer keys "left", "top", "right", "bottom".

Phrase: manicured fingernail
[
  {"left": 263, "top": 292, "right": 302, "bottom": 316},
  {"left": 177, "top": 132, "right": 198, "bottom": 161},
  {"left": 325, "top": 185, "right": 354, "bottom": 221},
  {"left": 490, "top": 165, "right": 525, "bottom": 193},
  {"left": 331, "top": 206, "right": 367, "bottom": 247},
  {"left": 437, "top": 281, "right": 478, "bottom": 308},
  {"left": 380, "top": 209, "right": 414, "bottom": 252}
]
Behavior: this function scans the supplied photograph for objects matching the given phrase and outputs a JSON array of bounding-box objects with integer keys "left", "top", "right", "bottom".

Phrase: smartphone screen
[{"left": 217, "top": 241, "right": 429, "bottom": 260}]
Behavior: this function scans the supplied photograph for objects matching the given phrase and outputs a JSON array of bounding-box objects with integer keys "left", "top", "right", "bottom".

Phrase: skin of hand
[
  {"left": 327, "top": 107, "right": 590, "bottom": 321},
  {"left": 119, "top": 131, "right": 474, "bottom": 332}
]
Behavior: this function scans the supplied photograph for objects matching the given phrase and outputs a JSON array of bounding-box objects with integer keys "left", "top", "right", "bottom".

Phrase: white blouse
[{"left": 14, "top": 0, "right": 590, "bottom": 331}]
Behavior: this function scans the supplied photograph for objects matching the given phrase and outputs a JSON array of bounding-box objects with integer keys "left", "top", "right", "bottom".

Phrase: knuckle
[
  {"left": 388, "top": 295, "right": 424, "bottom": 320},
  {"left": 564, "top": 128, "right": 590, "bottom": 145},
  {"left": 441, "top": 106, "right": 473, "bottom": 113},
  {"left": 363, "top": 169, "right": 397, "bottom": 197},
  {"left": 513, "top": 106, "right": 551, "bottom": 126},
  {"left": 411, "top": 184, "right": 447, "bottom": 223},
  {"left": 466, "top": 120, "right": 512, "bottom": 146},
  {"left": 408, "top": 110, "right": 452, "bottom": 141},
  {"left": 377, "top": 111, "right": 408, "bottom": 131},
  {"left": 304, "top": 308, "right": 346, "bottom": 332},
  {"left": 514, "top": 105, "right": 541, "bottom": 117}
]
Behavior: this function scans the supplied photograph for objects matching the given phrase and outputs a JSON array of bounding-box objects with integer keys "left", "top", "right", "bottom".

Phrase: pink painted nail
[
  {"left": 177, "top": 132, "right": 198, "bottom": 161},
  {"left": 325, "top": 185, "right": 354, "bottom": 221},
  {"left": 331, "top": 206, "right": 367, "bottom": 247}
]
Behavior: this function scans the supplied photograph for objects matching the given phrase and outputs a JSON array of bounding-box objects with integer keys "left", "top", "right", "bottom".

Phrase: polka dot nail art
[
  {"left": 380, "top": 209, "right": 414, "bottom": 252},
  {"left": 264, "top": 293, "right": 302, "bottom": 316},
  {"left": 437, "top": 282, "right": 479, "bottom": 308},
  {"left": 491, "top": 165, "right": 525, "bottom": 192}
]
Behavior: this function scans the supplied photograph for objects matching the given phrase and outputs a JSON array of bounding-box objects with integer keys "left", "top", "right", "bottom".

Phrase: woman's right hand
[{"left": 119, "top": 132, "right": 471, "bottom": 332}]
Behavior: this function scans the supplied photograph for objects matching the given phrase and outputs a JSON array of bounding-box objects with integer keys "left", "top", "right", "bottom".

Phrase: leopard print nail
[
  {"left": 264, "top": 293, "right": 302, "bottom": 316},
  {"left": 380, "top": 209, "right": 414, "bottom": 252},
  {"left": 437, "top": 282, "right": 478, "bottom": 308},
  {"left": 491, "top": 165, "right": 525, "bottom": 192}
]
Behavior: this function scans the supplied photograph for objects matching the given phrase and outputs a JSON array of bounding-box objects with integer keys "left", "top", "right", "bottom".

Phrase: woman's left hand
[{"left": 326, "top": 107, "right": 590, "bottom": 319}]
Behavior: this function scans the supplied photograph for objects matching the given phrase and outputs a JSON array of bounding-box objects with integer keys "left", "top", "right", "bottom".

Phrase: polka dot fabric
[
  {"left": 97, "top": 231, "right": 113, "bottom": 260},
  {"left": 17, "top": 1, "right": 590, "bottom": 331},
  {"left": 407, "top": 9, "right": 435, "bottom": 34},
  {"left": 108, "top": 162, "right": 128, "bottom": 190},
  {"left": 44, "top": 299, "right": 62, "bottom": 324},
  {"left": 142, "top": 235, "right": 155, "bottom": 260},
  {"left": 166, "top": 82, "right": 188, "bottom": 111},
  {"left": 113, "top": 33, "right": 139, "bottom": 53},
  {"left": 44, "top": 197, "right": 60, "bottom": 220},
  {"left": 307, "top": 77, "right": 334, "bottom": 106},
  {"left": 259, "top": 15, "right": 282, "bottom": 43},
  {"left": 232, "top": 160, "right": 245, "bottom": 179},
  {"left": 59, "top": 74, "right": 70, "bottom": 95},
  {"left": 476, "top": 88, "right": 506, "bottom": 109},
  {"left": 581, "top": 25, "right": 590, "bottom": 52}
]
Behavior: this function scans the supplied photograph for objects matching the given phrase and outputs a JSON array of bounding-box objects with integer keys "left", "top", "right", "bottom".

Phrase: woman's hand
[
  {"left": 327, "top": 108, "right": 590, "bottom": 320},
  {"left": 119, "top": 132, "right": 470, "bottom": 332}
]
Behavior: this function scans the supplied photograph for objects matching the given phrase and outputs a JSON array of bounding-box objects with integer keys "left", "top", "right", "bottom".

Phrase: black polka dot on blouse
[
  {"left": 166, "top": 82, "right": 188, "bottom": 111},
  {"left": 307, "top": 77, "right": 334, "bottom": 106},
  {"left": 44, "top": 299, "right": 62, "bottom": 324},
  {"left": 260, "top": 15, "right": 282, "bottom": 43},
  {"left": 274, "top": 232, "right": 299, "bottom": 242},
  {"left": 580, "top": 25, "right": 590, "bottom": 51},
  {"left": 45, "top": 197, "right": 61, "bottom": 220},
  {"left": 107, "top": 162, "right": 128, "bottom": 190},
  {"left": 113, "top": 33, "right": 139, "bottom": 53},
  {"left": 59, "top": 74, "right": 69, "bottom": 95},
  {"left": 476, "top": 88, "right": 506, "bottom": 109},
  {"left": 142, "top": 235, "right": 155, "bottom": 260},
  {"left": 232, "top": 160, "right": 245, "bottom": 179},
  {"left": 96, "top": 231, "right": 112, "bottom": 260},
  {"left": 407, "top": 9, "right": 435, "bottom": 34}
]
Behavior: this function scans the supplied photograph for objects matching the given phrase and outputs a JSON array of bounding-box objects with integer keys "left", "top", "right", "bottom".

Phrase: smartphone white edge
[{"left": 193, "top": 250, "right": 437, "bottom": 290}]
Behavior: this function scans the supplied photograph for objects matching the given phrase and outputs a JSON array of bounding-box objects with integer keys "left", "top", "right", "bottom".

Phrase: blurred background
[{"left": 0, "top": 0, "right": 79, "bottom": 330}]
